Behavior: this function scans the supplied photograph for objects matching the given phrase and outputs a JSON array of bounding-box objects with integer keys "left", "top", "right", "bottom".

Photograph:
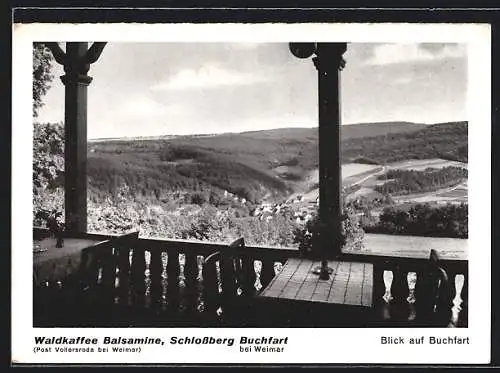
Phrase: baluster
[
  {"left": 233, "top": 257, "right": 244, "bottom": 295},
  {"left": 260, "top": 259, "right": 276, "bottom": 290},
  {"left": 219, "top": 252, "right": 237, "bottom": 318},
  {"left": 130, "top": 248, "right": 146, "bottom": 309},
  {"left": 184, "top": 253, "right": 199, "bottom": 315},
  {"left": 382, "top": 270, "right": 394, "bottom": 303},
  {"left": 141, "top": 251, "right": 151, "bottom": 310},
  {"left": 459, "top": 270, "right": 468, "bottom": 326},
  {"left": 406, "top": 272, "right": 418, "bottom": 304},
  {"left": 381, "top": 270, "right": 394, "bottom": 321},
  {"left": 166, "top": 249, "right": 180, "bottom": 312},
  {"left": 100, "top": 247, "right": 117, "bottom": 302},
  {"left": 117, "top": 246, "right": 131, "bottom": 306},
  {"left": 160, "top": 252, "right": 168, "bottom": 310},
  {"left": 202, "top": 256, "right": 220, "bottom": 320},
  {"left": 149, "top": 249, "right": 163, "bottom": 312},
  {"left": 406, "top": 272, "right": 418, "bottom": 321},
  {"left": 450, "top": 274, "right": 465, "bottom": 326},
  {"left": 77, "top": 249, "right": 90, "bottom": 289},
  {"left": 86, "top": 250, "right": 101, "bottom": 289},
  {"left": 241, "top": 256, "right": 257, "bottom": 297}
]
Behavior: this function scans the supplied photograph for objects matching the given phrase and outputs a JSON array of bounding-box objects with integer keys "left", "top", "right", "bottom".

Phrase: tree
[
  {"left": 33, "top": 122, "right": 65, "bottom": 227},
  {"left": 33, "top": 43, "right": 55, "bottom": 117},
  {"left": 180, "top": 206, "right": 236, "bottom": 241},
  {"left": 32, "top": 43, "right": 62, "bottom": 227}
]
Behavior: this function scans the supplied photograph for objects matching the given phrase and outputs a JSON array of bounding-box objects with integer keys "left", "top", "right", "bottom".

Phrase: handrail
[
  {"left": 33, "top": 227, "right": 299, "bottom": 257},
  {"left": 33, "top": 227, "right": 468, "bottom": 266},
  {"left": 339, "top": 252, "right": 467, "bottom": 270}
]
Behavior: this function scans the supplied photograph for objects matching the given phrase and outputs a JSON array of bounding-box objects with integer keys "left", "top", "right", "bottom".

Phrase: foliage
[
  {"left": 33, "top": 43, "right": 54, "bottom": 118},
  {"left": 33, "top": 119, "right": 469, "bottom": 244},
  {"left": 179, "top": 206, "right": 237, "bottom": 241},
  {"left": 33, "top": 122, "right": 64, "bottom": 189},
  {"left": 375, "top": 166, "right": 468, "bottom": 195},
  {"left": 235, "top": 214, "right": 298, "bottom": 247},
  {"left": 348, "top": 193, "right": 394, "bottom": 211},
  {"left": 366, "top": 203, "right": 468, "bottom": 238},
  {"left": 33, "top": 122, "right": 65, "bottom": 227},
  {"left": 89, "top": 141, "right": 291, "bottom": 206},
  {"left": 88, "top": 199, "right": 142, "bottom": 234},
  {"left": 342, "top": 121, "right": 468, "bottom": 163},
  {"left": 350, "top": 156, "right": 380, "bottom": 165},
  {"left": 35, "top": 209, "right": 64, "bottom": 234},
  {"left": 293, "top": 203, "right": 365, "bottom": 257},
  {"left": 32, "top": 42, "right": 60, "bottom": 224}
]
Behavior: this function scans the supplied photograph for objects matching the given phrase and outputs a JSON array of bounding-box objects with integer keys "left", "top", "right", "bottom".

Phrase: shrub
[{"left": 293, "top": 204, "right": 364, "bottom": 258}]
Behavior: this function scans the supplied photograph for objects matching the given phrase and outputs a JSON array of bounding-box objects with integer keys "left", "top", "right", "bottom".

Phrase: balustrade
[
  {"left": 372, "top": 260, "right": 467, "bottom": 327},
  {"left": 33, "top": 230, "right": 468, "bottom": 328}
]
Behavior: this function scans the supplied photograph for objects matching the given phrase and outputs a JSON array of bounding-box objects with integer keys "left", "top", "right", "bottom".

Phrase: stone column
[
  {"left": 315, "top": 43, "right": 347, "bottom": 279},
  {"left": 62, "top": 43, "right": 92, "bottom": 232},
  {"left": 46, "top": 42, "right": 106, "bottom": 233},
  {"left": 289, "top": 43, "right": 347, "bottom": 279}
]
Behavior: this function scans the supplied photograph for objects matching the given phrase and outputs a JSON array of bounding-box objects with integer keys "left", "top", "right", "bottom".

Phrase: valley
[{"left": 34, "top": 120, "right": 469, "bottom": 244}]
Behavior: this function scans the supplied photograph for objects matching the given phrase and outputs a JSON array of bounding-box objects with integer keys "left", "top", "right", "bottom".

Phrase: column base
[
  {"left": 311, "top": 265, "right": 334, "bottom": 275},
  {"left": 311, "top": 265, "right": 334, "bottom": 281}
]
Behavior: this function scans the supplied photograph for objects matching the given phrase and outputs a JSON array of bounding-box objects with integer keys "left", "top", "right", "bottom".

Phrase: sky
[{"left": 36, "top": 42, "right": 467, "bottom": 139}]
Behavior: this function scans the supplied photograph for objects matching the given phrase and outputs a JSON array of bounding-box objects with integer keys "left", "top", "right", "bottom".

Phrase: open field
[
  {"left": 287, "top": 163, "right": 383, "bottom": 203},
  {"left": 351, "top": 233, "right": 468, "bottom": 260},
  {"left": 343, "top": 163, "right": 382, "bottom": 178},
  {"left": 387, "top": 158, "right": 468, "bottom": 171},
  {"left": 437, "top": 188, "right": 468, "bottom": 199},
  {"left": 343, "top": 165, "right": 384, "bottom": 186},
  {"left": 298, "top": 158, "right": 468, "bottom": 206},
  {"left": 343, "top": 159, "right": 468, "bottom": 205},
  {"left": 392, "top": 182, "right": 468, "bottom": 204}
]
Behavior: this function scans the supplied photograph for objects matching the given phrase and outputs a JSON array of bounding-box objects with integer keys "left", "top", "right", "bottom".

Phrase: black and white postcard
[{"left": 12, "top": 22, "right": 491, "bottom": 364}]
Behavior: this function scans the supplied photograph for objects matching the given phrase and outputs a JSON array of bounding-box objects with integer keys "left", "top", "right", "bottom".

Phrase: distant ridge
[
  {"left": 88, "top": 121, "right": 462, "bottom": 143},
  {"left": 87, "top": 120, "right": 467, "bottom": 206},
  {"left": 89, "top": 135, "right": 179, "bottom": 143},
  {"left": 213, "top": 121, "right": 429, "bottom": 141},
  {"left": 342, "top": 121, "right": 428, "bottom": 139}
]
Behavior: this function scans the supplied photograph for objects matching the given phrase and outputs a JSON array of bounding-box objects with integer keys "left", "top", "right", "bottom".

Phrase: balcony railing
[{"left": 33, "top": 229, "right": 468, "bottom": 328}]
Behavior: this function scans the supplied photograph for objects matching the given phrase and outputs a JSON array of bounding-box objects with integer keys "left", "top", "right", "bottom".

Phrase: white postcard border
[{"left": 12, "top": 22, "right": 491, "bottom": 364}]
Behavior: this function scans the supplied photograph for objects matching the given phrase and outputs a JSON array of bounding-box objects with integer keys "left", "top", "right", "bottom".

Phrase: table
[
  {"left": 260, "top": 258, "right": 373, "bottom": 307},
  {"left": 33, "top": 237, "right": 108, "bottom": 284},
  {"left": 257, "top": 258, "right": 373, "bottom": 327}
]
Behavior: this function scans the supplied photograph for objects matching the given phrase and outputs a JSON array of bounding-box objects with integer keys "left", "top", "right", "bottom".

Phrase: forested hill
[
  {"left": 236, "top": 121, "right": 427, "bottom": 141},
  {"left": 342, "top": 121, "right": 468, "bottom": 164},
  {"left": 87, "top": 121, "right": 467, "bottom": 205}
]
